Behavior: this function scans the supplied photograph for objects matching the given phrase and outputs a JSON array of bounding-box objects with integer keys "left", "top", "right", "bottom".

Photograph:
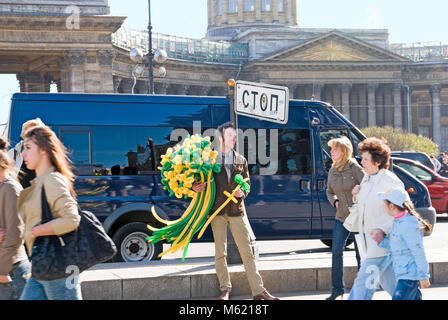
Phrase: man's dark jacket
[{"left": 210, "top": 150, "right": 250, "bottom": 217}]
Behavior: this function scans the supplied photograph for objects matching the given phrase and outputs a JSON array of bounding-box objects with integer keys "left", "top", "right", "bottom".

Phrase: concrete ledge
[{"left": 79, "top": 258, "right": 448, "bottom": 300}]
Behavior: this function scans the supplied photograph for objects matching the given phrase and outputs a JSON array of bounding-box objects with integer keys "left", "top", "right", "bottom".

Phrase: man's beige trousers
[{"left": 211, "top": 213, "right": 265, "bottom": 296}]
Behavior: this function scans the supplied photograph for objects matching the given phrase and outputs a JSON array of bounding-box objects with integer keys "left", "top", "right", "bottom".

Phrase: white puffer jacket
[{"left": 355, "top": 169, "right": 404, "bottom": 260}]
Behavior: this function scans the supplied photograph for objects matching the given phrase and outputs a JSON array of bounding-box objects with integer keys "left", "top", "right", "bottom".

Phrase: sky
[{"left": 1, "top": 0, "right": 448, "bottom": 127}]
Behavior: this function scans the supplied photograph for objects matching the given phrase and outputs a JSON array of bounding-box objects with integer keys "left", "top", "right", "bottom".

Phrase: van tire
[
  {"left": 320, "top": 239, "right": 354, "bottom": 249},
  {"left": 112, "top": 222, "right": 163, "bottom": 262}
]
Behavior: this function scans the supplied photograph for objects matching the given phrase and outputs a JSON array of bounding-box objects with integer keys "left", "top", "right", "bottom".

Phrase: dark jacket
[
  {"left": 210, "top": 150, "right": 250, "bottom": 217},
  {"left": 326, "top": 158, "right": 365, "bottom": 223}
]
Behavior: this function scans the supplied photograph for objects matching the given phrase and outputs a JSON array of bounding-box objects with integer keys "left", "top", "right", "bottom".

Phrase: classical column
[
  {"left": 312, "top": 83, "right": 323, "bottom": 101},
  {"left": 286, "top": 0, "right": 292, "bottom": 24},
  {"left": 83, "top": 52, "right": 101, "bottom": 93},
  {"left": 430, "top": 84, "right": 442, "bottom": 146},
  {"left": 210, "top": 0, "right": 216, "bottom": 26},
  {"left": 384, "top": 85, "right": 394, "bottom": 127},
  {"left": 118, "top": 78, "right": 133, "bottom": 94},
  {"left": 291, "top": 0, "right": 297, "bottom": 25},
  {"left": 358, "top": 85, "right": 368, "bottom": 127},
  {"left": 66, "top": 50, "right": 87, "bottom": 92},
  {"left": 98, "top": 50, "right": 116, "bottom": 93},
  {"left": 222, "top": 0, "right": 228, "bottom": 24},
  {"left": 176, "top": 84, "right": 190, "bottom": 95},
  {"left": 208, "top": 0, "right": 212, "bottom": 26},
  {"left": 16, "top": 72, "right": 49, "bottom": 92},
  {"left": 376, "top": 86, "right": 385, "bottom": 126},
  {"left": 367, "top": 83, "right": 378, "bottom": 127},
  {"left": 341, "top": 83, "right": 352, "bottom": 120},
  {"left": 135, "top": 80, "right": 149, "bottom": 94},
  {"left": 255, "top": 0, "right": 262, "bottom": 21},
  {"left": 393, "top": 83, "right": 402, "bottom": 129},
  {"left": 199, "top": 86, "right": 212, "bottom": 96},
  {"left": 162, "top": 83, "right": 171, "bottom": 94},
  {"left": 333, "top": 85, "right": 341, "bottom": 110},
  {"left": 272, "top": 0, "right": 279, "bottom": 22},
  {"left": 113, "top": 76, "right": 122, "bottom": 93},
  {"left": 404, "top": 85, "right": 413, "bottom": 133},
  {"left": 285, "top": 83, "right": 296, "bottom": 99},
  {"left": 238, "top": 0, "right": 244, "bottom": 21}
]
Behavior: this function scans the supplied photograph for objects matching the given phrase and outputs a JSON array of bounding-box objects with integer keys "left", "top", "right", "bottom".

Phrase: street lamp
[
  {"left": 148, "top": 0, "right": 154, "bottom": 94},
  {"left": 147, "top": 1, "right": 168, "bottom": 93},
  {"left": 130, "top": 48, "right": 144, "bottom": 94}
]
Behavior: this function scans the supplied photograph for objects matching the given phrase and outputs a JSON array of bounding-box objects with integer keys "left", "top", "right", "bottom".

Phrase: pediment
[
  {"left": 261, "top": 31, "right": 409, "bottom": 63},
  {"left": 284, "top": 39, "right": 372, "bottom": 61}
]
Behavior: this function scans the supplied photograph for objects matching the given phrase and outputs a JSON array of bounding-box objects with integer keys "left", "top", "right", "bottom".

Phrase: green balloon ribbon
[{"left": 146, "top": 134, "right": 221, "bottom": 261}]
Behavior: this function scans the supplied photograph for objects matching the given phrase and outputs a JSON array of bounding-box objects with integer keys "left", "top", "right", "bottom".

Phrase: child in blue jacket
[{"left": 371, "top": 187, "right": 432, "bottom": 300}]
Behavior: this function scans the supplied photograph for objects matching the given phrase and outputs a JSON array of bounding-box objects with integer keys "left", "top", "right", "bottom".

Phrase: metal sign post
[{"left": 225, "top": 80, "right": 289, "bottom": 264}]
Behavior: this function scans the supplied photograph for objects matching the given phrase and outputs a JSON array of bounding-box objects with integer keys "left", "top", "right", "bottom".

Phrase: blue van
[{"left": 2, "top": 92, "right": 436, "bottom": 262}]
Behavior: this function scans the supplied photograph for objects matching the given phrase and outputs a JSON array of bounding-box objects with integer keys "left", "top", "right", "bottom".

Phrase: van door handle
[
  {"left": 317, "top": 179, "right": 326, "bottom": 190},
  {"left": 299, "top": 179, "right": 311, "bottom": 192}
]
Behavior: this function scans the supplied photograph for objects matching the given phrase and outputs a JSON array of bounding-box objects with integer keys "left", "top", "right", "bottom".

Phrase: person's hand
[
  {"left": 420, "top": 279, "right": 430, "bottom": 289},
  {"left": 233, "top": 189, "right": 244, "bottom": 198},
  {"left": 0, "top": 275, "right": 12, "bottom": 283},
  {"left": 370, "top": 229, "right": 386, "bottom": 243},
  {"left": 0, "top": 229, "right": 5, "bottom": 243},
  {"left": 192, "top": 182, "right": 206, "bottom": 193},
  {"left": 30, "top": 226, "right": 40, "bottom": 239},
  {"left": 335, "top": 201, "right": 339, "bottom": 209},
  {"left": 352, "top": 185, "right": 361, "bottom": 198}
]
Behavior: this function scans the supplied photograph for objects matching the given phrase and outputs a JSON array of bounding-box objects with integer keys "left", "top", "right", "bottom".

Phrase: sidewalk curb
[{"left": 79, "top": 260, "right": 448, "bottom": 300}]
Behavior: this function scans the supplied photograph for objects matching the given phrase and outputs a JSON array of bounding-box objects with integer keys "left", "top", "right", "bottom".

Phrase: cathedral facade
[{"left": 0, "top": 0, "right": 447, "bottom": 150}]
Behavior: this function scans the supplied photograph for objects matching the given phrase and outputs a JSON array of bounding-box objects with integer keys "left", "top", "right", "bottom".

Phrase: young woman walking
[{"left": 18, "top": 125, "right": 82, "bottom": 300}]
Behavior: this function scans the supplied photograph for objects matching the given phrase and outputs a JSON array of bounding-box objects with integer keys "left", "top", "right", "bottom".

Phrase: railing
[
  {"left": 390, "top": 41, "right": 448, "bottom": 62},
  {"left": 112, "top": 27, "right": 249, "bottom": 65}
]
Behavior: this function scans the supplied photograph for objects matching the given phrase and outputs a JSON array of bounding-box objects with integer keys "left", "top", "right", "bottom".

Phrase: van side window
[
  {"left": 91, "top": 126, "right": 180, "bottom": 175},
  {"left": 319, "top": 129, "right": 351, "bottom": 172},
  {"left": 60, "top": 126, "right": 188, "bottom": 176},
  {"left": 61, "top": 131, "right": 91, "bottom": 175},
  {"left": 244, "top": 128, "right": 312, "bottom": 175}
]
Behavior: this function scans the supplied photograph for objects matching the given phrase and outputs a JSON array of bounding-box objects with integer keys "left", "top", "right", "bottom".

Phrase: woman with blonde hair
[
  {"left": 17, "top": 124, "right": 81, "bottom": 300},
  {"left": 0, "top": 148, "right": 31, "bottom": 300},
  {"left": 325, "top": 136, "right": 364, "bottom": 300}
]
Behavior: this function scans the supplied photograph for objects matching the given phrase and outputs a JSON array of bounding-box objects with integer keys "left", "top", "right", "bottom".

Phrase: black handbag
[{"left": 31, "top": 186, "right": 117, "bottom": 280}]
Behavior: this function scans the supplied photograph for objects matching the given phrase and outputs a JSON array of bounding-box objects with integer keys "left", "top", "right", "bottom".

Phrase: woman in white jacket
[{"left": 348, "top": 137, "right": 403, "bottom": 300}]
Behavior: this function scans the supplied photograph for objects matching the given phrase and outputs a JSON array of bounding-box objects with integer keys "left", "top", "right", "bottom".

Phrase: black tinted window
[
  {"left": 243, "top": 128, "right": 312, "bottom": 175},
  {"left": 59, "top": 126, "right": 186, "bottom": 175},
  {"left": 91, "top": 126, "right": 181, "bottom": 175}
]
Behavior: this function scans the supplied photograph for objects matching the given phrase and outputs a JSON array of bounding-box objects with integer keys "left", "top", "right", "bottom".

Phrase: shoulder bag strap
[{"left": 41, "top": 185, "right": 54, "bottom": 223}]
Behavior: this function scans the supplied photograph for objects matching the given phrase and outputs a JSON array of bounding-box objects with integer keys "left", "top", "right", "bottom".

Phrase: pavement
[
  {"left": 212, "top": 283, "right": 448, "bottom": 300},
  {"left": 79, "top": 242, "right": 448, "bottom": 300}
]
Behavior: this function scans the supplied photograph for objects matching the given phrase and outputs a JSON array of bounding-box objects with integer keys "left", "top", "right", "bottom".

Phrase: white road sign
[{"left": 235, "top": 81, "right": 289, "bottom": 124}]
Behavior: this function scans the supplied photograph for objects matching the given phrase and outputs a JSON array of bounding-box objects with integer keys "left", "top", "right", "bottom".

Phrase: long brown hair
[
  {"left": 23, "top": 125, "right": 76, "bottom": 197},
  {"left": 386, "top": 199, "right": 432, "bottom": 233},
  {"left": 0, "top": 150, "right": 11, "bottom": 171},
  {"left": 0, "top": 137, "right": 9, "bottom": 152}
]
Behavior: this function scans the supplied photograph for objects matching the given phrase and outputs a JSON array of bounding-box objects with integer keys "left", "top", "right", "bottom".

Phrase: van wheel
[
  {"left": 320, "top": 239, "right": 354, "bottom": 249},
  {"left": 112, "top": 222, "right": 163, "bottom": 263}
]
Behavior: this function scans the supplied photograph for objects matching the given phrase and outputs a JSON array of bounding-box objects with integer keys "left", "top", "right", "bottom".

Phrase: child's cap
[{"left": 377, "top": 187, "right": 411, "bottom": 207}]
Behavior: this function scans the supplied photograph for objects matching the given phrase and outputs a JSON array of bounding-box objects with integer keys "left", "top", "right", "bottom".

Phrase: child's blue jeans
[{"left": 392, "top": 279, "right": 422, "bottom": 300}]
